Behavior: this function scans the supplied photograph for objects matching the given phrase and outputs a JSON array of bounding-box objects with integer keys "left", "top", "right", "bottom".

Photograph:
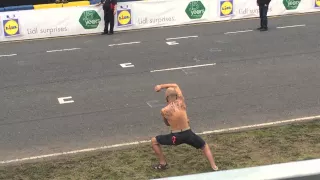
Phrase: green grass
[{"left": 1, "top": 120, "right": 320, "bottom": 180}]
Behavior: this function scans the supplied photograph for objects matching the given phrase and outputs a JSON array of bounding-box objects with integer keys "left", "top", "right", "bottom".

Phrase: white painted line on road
[
  {"left": 224, "top": 30, "right": 253, "bottom": 34},
  {"left": 209, "top": 48, "right": 222, "bottom": 52},
  {"left": 0, "top": 54, "right": 17, "bottom": 57},
  {"left": 1, "top": 115, "right": 319, "bottom": 164},
  {"left": 276, "top": 24, "right": 306, "bottom": 29},
  {"left": 182, "top": 68, "right": 196, "bottom": 75},
  {"left": 146, "top": 101, "right": 154, "bottom": 108},
  {"left": 150, "top": 63, "right": 216, "bottom": 73},
  {"left": 199, "top": 115, "right": 320, "bottom": 135},
  {"left": 120, "top": 63, "right": 134, "bottom": 68},
  {"left": 146, "top": 100, "right": 166, "bottom": 108},
  {"left": 109, "top": 41, "right": 141, "bottom": 47},
  {"left": 166, "top": 41, "right": 179, "bottom": 46},
  {"left": 46, "top": 48, "right": 81, "bottom": 53},
  {"left": 166, "top": 35, "right": 198, "bottom": 40},
  {"left": 58, "top": 96, "right": 74, "bottom": 104}
]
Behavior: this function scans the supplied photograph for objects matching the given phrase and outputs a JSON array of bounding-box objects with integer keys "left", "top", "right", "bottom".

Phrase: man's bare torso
[{"left": 161, "top": 98, "right": 190, "bottom": 130}]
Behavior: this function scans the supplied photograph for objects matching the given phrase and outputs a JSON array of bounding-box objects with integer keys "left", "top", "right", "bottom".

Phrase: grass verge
[{"left": 1, "top": 120, "right": 320, "bottom": 180}]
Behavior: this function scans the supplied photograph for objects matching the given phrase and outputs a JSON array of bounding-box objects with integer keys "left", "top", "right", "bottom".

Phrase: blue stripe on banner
[
  {"left": 90, "top": 0, "right": 100, "bottom": 4},
  {"left": 0, "top": 8, "right": 5, "bottom": 12},
  {"left": 90, "top": 0, "right": 141, "bottom": 3},
  {"left": 4, "top": 5, "right": 34, "bottom": 12}
]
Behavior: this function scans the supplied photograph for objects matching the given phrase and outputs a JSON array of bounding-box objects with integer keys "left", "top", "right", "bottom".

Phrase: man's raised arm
[{"left": 155, "top": 83, "right": 184, "bottom": 99}]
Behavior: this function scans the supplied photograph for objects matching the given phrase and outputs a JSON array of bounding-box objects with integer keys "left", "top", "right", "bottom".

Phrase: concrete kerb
[
  {"left": 1, "top": 115, "right": 319, "bottom": 165},
  {"left": 198, "top": 115, "right": 320, "bottom": 135}
]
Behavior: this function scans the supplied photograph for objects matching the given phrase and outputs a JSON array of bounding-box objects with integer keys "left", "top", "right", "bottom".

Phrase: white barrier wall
[
  {"left": 0, "top": 0, "right": 319, "bottom": 42},
  {"left": 152, "top": 159, "right": 320, "bottom": 180}
]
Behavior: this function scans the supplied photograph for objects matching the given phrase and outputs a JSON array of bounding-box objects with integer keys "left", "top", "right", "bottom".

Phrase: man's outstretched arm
[{"left": 155, "top": 83, "right": 184, "bottom": 99}]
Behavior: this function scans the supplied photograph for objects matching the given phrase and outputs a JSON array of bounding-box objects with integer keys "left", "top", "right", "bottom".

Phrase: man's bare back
[{"left": 161, "top": 97, "right": 190, "bottom": 131}]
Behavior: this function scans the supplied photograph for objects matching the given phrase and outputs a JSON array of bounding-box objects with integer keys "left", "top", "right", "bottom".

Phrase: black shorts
[{"left": 155, "top": 129, "right": 206, "bottom": 149}]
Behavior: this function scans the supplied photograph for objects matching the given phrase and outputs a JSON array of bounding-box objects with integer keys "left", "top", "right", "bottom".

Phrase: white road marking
[
  {"left": 150, "top": 63, "right": 216, "bottom": 73},
  {"left": 120, "top": 63, "right": 134, "bottom": 68},
  {"left": 182, "top": 68, "right": 196, "bottom": 75},
  {"left": 215, "top": 40, "right": 227, "bottom": 43},
  {"left": 58, "top": 96, "right": 74, "bottom": 104},
  {"left": 1, "top": 115, "right": 319, "bottom": 164},
  {"left": 166, "top": 41, "right": 179, "bottom": 45},
  {"left": 193, "top": 57, "right": 201, "bottom": 62},
  {"left": 276, "top": 24, "right": 306, "bottom": 29},
  {"left": 109, "top": 41, "right": 141, "bottom": 47},
  {"left": 146, "top": 100, "right": 158, "bottom": 108},
  {"left": 146, "top": 100, "right": 165, "bottom": 108},
  {"left": 0, "top": 54, "right": 17, "bottom": 57},
  {"left": 46, "top": 48, "right": 81, "bottom": 53},
  {"left": 209, "top": 48, "right": 222, "bottom": 52},
  {"left": 166, "top": 35, "right": 198, "bottom": 40},
  {"left": 182, "top": 69, "right": 188, "bottom": 75},
  {"left": 224, "top": 30, "right": 253, "bottom": 34},
  {"left": 146, "top": 102, "right": 153, "bottom": 108},
  {"left": 83, "top": 40, "right": 93, "bottom": 44}
]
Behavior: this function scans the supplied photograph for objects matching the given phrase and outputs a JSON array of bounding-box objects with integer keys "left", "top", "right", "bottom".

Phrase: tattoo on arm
[
  {"left": 161, "top": 109, "right": 171, "bottom": 126},
  {"left": 163, "top": 118, "right": 170, "bottom": 126}
]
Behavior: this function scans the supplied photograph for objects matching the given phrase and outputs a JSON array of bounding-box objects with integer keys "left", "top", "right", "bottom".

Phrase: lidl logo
[
  {"left": 315, "top": 0, "right": 320, "bottom": 8},
  {"left": 117, "top": 6, "right": 132, "bottom": 27},
  {"left": 220, "top": 0, "right": 233, "bottom": 17},
  {"left": 3, "top": 19, "right": 20, "bottom": 37}
]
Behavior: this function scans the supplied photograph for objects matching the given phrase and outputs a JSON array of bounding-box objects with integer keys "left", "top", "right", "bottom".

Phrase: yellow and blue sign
[
  {"left": 3, "top": 18, "right": 20, "bottom": 37},
  {"left": 117, "top": 6, "right": 132, "bottom": 27},
  {"left": 220, "top": 0, "right": 233, "bottom": 17},
  {"left": 315, "top": 0, "right": 320, "bottom": 8}
]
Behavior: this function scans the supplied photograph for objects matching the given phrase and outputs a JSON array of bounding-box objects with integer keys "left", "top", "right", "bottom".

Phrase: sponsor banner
[
  {"left": 0, "top": 0, "right": 320, "bottom": 42},
  {"left": 315, "top": 0, "right": 320, "bottom": 8},
  {"left": 132, "top": 0, "right": 210, "bottom": 29},
  {"left": 117, "top": 4, "right": 133, "bottom": 28},
  {"left": 131, "top": 0, "right": 180, "bottom": 29},
  {"left": 214, "top": 0, "right": 281, "bottom": 20},
  {"left": 234, "top": 0, "right": 278, "bottom": 19},
  {"left": 219, "top": 0, "right": 234, "bottom": 17},
  {"left": 281, "top": 0, "right": 317, "bottom": 13},
  {"left": 283, "top": 0, "right": 302, "bottom": 11},
  {"left": 185, "top": 1, "right": 207, "bottom": 20},
  {"left": 1, "top": 13, "right": 21, "bottom": 38},
  {"left": 0, "top": 6, "right": 105, "bottom": 42},
  {"left": 79, "top": 9, "right": 102, "bottom": 30},
  {"left": 213, "top": 0, "right": 319, "bottom": 21}
]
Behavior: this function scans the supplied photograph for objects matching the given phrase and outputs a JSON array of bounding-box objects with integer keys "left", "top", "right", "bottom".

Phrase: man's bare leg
[
  {"left": 151, "top": 137, "right": 167, "bottom": 165},
  {"left": 202, "top": 143, "right": 219, "bottom": 170}
]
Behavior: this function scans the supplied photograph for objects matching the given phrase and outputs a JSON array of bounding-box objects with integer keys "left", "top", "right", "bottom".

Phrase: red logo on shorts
[{"left": 172, "top": 136, "right": 176, "bottom": 144}]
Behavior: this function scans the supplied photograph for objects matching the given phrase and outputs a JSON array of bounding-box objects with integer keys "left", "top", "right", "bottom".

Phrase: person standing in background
[
  {"left": 257, "top": 0, "right": 271, "bottom": 31},
  {"left": 97, "top": 0, "right": 117, "bottom": 35}
]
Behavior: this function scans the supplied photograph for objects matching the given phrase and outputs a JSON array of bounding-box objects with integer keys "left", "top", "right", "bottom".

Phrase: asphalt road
[{"left": 0, "top": 13, "right": 320, "bottom": 162}]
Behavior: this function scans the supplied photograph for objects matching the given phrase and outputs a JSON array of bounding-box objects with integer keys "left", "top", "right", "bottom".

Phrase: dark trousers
[
  {"left": 259, "top": 4, "right": 269, "bottom": 28},
  {"left": 104, "top": 10, "right": 115, "bottom": 33}
]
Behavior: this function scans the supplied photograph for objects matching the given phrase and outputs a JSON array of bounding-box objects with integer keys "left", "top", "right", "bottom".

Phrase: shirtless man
[{"left": 151, "top": 83, "right": 219, "bottom": 171}]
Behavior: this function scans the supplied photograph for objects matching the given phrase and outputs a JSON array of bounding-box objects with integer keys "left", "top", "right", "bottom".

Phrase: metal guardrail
[{"left": 152, "top": 159, "right": 320, "bottom": 180}]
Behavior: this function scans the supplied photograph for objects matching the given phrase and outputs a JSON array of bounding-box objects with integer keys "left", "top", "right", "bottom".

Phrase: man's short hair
[
  {"left": 165, "top": 87, "right": 178, "bottom": 102},
  {"left": 165, "top": 87, "right": 177, "bottom": 97}
]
